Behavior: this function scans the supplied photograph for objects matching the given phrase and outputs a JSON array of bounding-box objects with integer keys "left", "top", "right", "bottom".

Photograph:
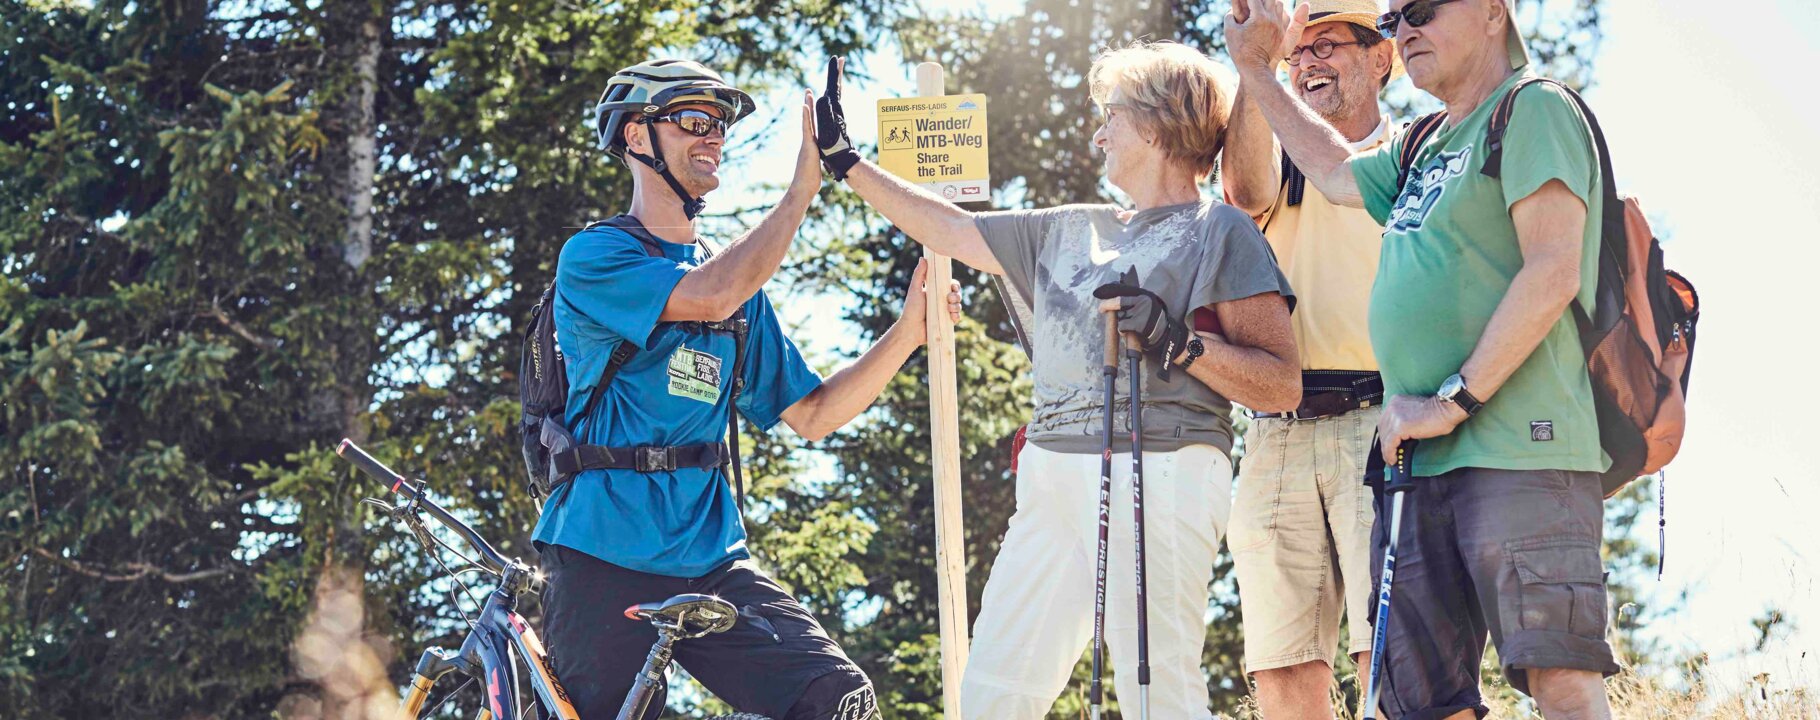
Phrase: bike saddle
[{"left": 623, "top": 593, "right": 738, "bottom": 638}]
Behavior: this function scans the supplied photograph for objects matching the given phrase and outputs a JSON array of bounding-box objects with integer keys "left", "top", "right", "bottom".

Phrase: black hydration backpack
[{"left": 519, "top": 215, "right": 750, "bottom": 506}]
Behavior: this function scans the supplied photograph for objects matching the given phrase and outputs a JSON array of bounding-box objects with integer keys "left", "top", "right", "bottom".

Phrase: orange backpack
[{"left": 1399, "top": 78, "right": 1702, "bottom": 499}]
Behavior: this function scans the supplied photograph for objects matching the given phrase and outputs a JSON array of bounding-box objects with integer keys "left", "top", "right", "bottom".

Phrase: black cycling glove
[{"left": 815, "top": 57, "right": 861, "bottom": 180}]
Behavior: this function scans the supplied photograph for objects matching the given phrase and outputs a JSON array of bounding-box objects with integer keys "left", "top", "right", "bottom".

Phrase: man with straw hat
[
  {"left": 1219, "top": 1, "right": 1402, "bottom": 717},
  {"left": 1226, "top": 0, "right": 1621, "bottom": 717}
]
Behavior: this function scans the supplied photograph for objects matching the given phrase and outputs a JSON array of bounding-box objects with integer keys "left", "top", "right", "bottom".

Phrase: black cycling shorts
[{"left": 539, "top": 544, "right": 873, "bottom": 719}]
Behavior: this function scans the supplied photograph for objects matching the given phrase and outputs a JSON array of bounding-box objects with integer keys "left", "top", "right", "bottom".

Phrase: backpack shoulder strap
[
  {"left": 1479, "top": 77, "right": 1631, "bottom": 341},
  {"left": 1395, "top": 111, "right": 1448, "bottom": 195},
  {"left": 586, "top": 214, "right": 668, "bottom": 257},
  {"left": 573, "top": 215, "right": 669, "bottom": 423},
  {"left": 1280, "top": 148, "right": 1307, "bottom": 208},
  {"left": 577, "top": 340, "right": 638, "bottom": 426},
  {"left": 1479, "top": 76, "right": 1555, "bottom": 178}
]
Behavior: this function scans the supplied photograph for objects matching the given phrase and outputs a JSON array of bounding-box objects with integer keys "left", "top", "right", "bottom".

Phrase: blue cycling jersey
[{"left": 532, "top": 220, "right": 821, "bottom": 577}]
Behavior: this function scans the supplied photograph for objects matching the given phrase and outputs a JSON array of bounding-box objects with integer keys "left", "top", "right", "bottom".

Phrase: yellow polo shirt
[{"left": 1253, "top": 116, "right": 1394, "bottom": 371}]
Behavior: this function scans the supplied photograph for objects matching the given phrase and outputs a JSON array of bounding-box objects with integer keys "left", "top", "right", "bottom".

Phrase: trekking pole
[
  {"left": 1121, "top": 327, "right": 1152, "bottom": 720},
  {"left": 1362, "top": 439, "right": 1417, "bottom": 720},
  {"left": 1090, "top": 309, "right": 1118, "bottom": 720}
]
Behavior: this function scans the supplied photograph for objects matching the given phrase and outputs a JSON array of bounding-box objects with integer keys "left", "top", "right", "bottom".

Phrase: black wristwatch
[
  {"left": 1437, "top": 373, "right": 1483, "bottom": 416},
  {"left": 1176, "top": 336, "right": 1205, "bottom": 369}
]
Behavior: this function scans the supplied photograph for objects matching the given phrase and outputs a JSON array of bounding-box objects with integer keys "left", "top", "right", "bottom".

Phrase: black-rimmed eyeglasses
[{"left": 1286, "top": 38, "right": 1368, "bottom": 66}]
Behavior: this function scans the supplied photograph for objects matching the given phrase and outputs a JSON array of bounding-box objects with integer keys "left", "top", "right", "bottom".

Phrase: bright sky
[{"left": 714, "top": 0, "right": 1820, "bottom": 698}]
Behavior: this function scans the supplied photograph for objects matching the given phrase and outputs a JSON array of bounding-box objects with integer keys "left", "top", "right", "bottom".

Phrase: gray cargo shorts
[{"left": 1368, "top": 466, "right": 1622, "bottom": 719}]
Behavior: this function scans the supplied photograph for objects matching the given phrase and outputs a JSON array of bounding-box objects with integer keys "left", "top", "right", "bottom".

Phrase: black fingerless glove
[{"left": 816, "top": 57, "right": 861, "bottom": 180}]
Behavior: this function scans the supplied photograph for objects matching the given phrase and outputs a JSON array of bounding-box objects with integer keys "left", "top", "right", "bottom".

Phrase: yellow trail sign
[{"left": 876, "top": 94, "right": 990, "bottom": 201}]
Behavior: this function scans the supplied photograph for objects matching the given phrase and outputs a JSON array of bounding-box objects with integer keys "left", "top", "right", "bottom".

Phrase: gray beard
[{"left": 1305, "top": 87, "right": 1354, "bottom": 125}]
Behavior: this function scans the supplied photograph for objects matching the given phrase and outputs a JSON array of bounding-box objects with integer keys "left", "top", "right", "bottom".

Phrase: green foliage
[
  {"left": 1, "top": 0, "right": 1620, "bottom": 718},
  {"left": 1, "top": 0, "right": 892, "bottom": 716}
]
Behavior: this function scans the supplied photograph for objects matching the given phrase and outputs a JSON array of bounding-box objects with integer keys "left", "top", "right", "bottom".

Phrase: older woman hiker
[{"left": 806, "top": 43, "right": 1301, "bottom": 719}]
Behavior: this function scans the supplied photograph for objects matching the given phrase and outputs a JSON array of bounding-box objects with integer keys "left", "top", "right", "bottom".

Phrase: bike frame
[
  {"left": 338, "top": 440, "right": 579, "bottom": 720},
  {"left": 395, "top": 568, "right": 580, "bottom": 720}
]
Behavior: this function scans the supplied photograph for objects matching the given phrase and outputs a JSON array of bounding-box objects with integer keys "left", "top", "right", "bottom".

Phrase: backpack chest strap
[{"left": 552, "top": 441, "right": 731, "bottom": 477}]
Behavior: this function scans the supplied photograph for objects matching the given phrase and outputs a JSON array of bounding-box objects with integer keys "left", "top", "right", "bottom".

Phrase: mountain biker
[{"left": 535, "top": 59, "right": 960, "bottom": 720}]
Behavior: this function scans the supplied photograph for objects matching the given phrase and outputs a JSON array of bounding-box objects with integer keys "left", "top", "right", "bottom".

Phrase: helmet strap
[{"left": 626, "top": 117, "right": 708, "bottom": 219}]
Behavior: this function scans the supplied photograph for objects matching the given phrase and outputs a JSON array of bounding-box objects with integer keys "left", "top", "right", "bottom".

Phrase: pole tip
[{"left": 336, "top": 438, "right": 352, "bottom": 456}]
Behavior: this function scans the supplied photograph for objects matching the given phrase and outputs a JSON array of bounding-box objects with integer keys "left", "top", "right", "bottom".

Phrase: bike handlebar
[{"left": 336, "top": 438, "right": 512, "bottom": 575}]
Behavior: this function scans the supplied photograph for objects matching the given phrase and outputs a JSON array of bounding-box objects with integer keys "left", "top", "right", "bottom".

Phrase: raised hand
[
  {"left": 1224, "top": 0, "right": 1308, "bottom": 75},
  {"left": 813, "top": 57, "right": 861, "bottom": 179},
  {"left": 793, "top": 89, "right": 822, "bottom": 195}
]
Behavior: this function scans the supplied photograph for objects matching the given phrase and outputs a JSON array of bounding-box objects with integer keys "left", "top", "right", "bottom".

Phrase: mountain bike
[{"left": 336, "top": 438, "right": 768, "bottom": 720}]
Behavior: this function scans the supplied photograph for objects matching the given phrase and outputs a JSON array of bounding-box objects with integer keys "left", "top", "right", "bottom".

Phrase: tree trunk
[{"left": 340, "top": 6, "right": 381, "bottom": 271}]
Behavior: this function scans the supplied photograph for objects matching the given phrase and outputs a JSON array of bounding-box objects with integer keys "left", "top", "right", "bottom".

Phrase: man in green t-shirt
[{"left": 1225, "top": 0, "right": 1621, "bottom": 718}]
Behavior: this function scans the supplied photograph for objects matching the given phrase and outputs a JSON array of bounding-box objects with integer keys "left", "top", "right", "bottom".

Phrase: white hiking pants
[{"left": 961, "top": 443, "right": 1232, "bottom": 720}]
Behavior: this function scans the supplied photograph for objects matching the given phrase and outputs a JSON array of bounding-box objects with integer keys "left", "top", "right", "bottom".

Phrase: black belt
[
  {"left": 1252, "top": 371, "right": 1384, "bottom": 421},
  {"left": 552, "top": 442, "right": 730, "bottom": 476}
]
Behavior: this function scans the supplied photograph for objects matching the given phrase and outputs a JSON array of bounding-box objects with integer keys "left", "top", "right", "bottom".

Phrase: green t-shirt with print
[{"left": 1351, "top": 70, "right": 1611, "bottom": 477}]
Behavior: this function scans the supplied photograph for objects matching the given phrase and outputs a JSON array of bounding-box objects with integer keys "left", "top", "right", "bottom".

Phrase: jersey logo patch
[
  {"left": 1387, "top": 145, "right": 1473, "bottom": 234},
  {"left": 1531, "top": 420, "right": 1554, "bottom": 442},
  {"left": 667, "top": 347, "right": 723, "bottom": 404}
]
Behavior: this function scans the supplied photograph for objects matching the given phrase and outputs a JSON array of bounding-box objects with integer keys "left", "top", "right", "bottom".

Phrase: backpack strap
[
  {"left": 1281, "top": 149, "right": 1307, "bottom": 207},
  {"left": 1479, "top": 76, "right": 1551, "bottom": 179},
  {"left": 576, "top": 223, "right": 667, "bottom": 422},
  {"left": 565, "top": 214, "right": 755, "bottom": 511},
  {"left": 721, "top": 311, "right": 750, "bottom": 510},
  {"left": 1395, "top": 111, "right": 1448, "bottom": 196},
  {"left": 1477, "top": 77, "right": 1629, "bottom": 343}
]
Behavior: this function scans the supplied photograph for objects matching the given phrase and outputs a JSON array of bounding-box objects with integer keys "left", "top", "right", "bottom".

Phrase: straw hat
[{"left": 1295, "top": 0, "right": 1406, "bottom": 84}]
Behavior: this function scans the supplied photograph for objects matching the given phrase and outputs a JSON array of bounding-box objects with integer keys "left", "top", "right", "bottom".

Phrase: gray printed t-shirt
[{"left": 977, "top": 200, "right": 1295, "bottom": 457}]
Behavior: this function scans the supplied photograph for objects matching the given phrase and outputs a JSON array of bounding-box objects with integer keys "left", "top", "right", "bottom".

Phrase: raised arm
[
  {"left": 663, "top": 92, "right": 823, "bottom": 322},
  {"left": 811, "top": 58, "right": 1002, "bottom": 275},
  {"left": 1222, "top": 84, "right": 1284, "bottom": 217},
  {"left": 1224, "top": 0, "right": 1365, "bottom": 207},
  {"left": 844, "top": 161, "right": 1002, "bottom": 274}
]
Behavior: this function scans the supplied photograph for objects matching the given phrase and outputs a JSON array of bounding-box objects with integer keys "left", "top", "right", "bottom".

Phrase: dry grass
[{"left": 1291, "top": 659, "right": 1820, "bottom": 720}]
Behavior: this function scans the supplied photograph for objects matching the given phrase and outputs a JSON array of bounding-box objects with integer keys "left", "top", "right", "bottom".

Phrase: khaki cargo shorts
[{"left": 1229, "top": 405, "right": 1381, "bottom": 673}]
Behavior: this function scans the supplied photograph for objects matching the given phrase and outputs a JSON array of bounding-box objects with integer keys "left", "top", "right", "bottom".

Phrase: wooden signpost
[{"left": 877, "top": 62, "right": 986, "bottom": 719}]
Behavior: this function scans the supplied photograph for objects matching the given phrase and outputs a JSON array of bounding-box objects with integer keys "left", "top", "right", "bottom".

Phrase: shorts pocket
[
  {"left": 1508, "top": 538, "right": 1608, "bottom": 640},
  {"left": 1349, "top": 407, "right": 1381, "bottom": 524},
  {"left": 739, "top": 605, "right": 783, "bottom": 644},
  {"left": 1228, "top": 421, "right": 1285, "bottom": 553}
]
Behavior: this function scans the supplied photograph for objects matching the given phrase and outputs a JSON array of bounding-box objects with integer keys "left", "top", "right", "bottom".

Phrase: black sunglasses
[
  {"left": 648, "top": 109, "right": 728, "bottom": 138},
  {"left": 1376, "top": 0, "right": 1465, "bottom": 38}
]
